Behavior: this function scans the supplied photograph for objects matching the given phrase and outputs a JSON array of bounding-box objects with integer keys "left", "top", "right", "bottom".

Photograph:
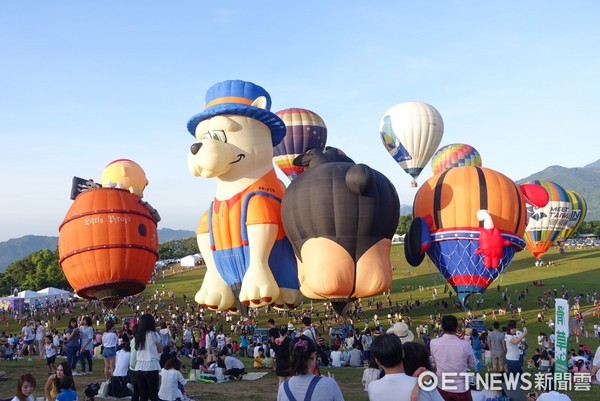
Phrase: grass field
[{"left": 1, "top": 245, "right": 599, "bottom": 400}]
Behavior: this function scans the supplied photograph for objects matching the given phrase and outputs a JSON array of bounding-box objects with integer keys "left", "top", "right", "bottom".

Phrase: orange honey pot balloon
[{"left": 59, "top": 161, "right": 159, "bottom": 309}]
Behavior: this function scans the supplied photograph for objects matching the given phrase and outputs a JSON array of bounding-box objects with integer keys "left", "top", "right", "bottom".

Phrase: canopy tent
[
  {"left": 16, "top": 288, "right": 73, "bottom": 304},
  {"left": 37, "top": 287, "right": 72, "bottom": 298}
]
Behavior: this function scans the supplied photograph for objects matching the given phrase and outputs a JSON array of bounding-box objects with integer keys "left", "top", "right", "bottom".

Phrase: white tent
[
  {"left": 37, "top": 287, "right": 72, "bottom": 301},
  {"left": 17, "top": 290, "right": 40, "bottom": 300},
  {"left": 180, "top": 254, "right": 203, "bottom": 267}
]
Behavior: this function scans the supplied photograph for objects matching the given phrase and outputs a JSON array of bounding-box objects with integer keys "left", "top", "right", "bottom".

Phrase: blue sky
[{"left": 1, "top": 1, "right": 599, "bottom": 242}]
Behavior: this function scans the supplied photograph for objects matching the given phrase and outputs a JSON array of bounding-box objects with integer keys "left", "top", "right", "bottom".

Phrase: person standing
[
  {"left": 504, "top": 324, "right": 527, "bottom": 377},
  {"left": 487, "top": 321, "right": 506, "bottom": 373},
  {"left": 430, "top": 315, "right": 478, "bottom": 401},
  {"left": 135, "top": 314, "right": 162, "bottom": 401},
  {"left": 64, "top": 318, "right": 80, "bottom": 373},
  {"left": 273, "top": 327, "right": 292, "bottom": 386},
  {"left": 34, "top": 320, "right": 45, "bottom": 360},
  {"left": 18, "top": 321, "right": 35, "bottom": 361},
  {"left": 79, "top": 316, "right": 94, "bottom": 375},
  {"left": 102, "top": 321, "right": 118, "bottom": 381}
]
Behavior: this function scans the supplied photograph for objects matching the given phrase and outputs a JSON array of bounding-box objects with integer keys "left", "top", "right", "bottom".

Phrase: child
[
  {"left": 361, "top": 359, "right": 380, "bottom": 391},
  {"left": 56, "top": 376, "right": 77, "bottom": 401},
  {"left": 253, "top": 347, "right": 267, "bottom": 368},
  {"left": 45, "top": 334, "right": 58, "bottom": 374},
  {"left": 12, "top": 374, "right": 36, "bottom": 401},
  {"left": 158, "top": 357, "right": 187, "bottom": 401}
]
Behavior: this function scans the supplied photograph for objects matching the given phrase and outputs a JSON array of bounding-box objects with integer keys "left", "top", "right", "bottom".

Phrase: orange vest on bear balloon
[{"left": 197, "top": 169, "right": 297, "bottom": 290}]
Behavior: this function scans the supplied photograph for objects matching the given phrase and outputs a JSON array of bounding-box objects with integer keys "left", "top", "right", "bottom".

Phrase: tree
[{"left": 396, "top": 214, "right": 414, "bottom": 235}]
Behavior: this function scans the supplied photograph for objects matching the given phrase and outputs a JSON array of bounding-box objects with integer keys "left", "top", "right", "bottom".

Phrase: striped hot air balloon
[
  {"left": 523, "top": 180, "right": 572, "bottom": 259},
  {"left": 406, "top": 166, "right": 548, "bottom": 306},
  {"left": 431, "top": 143, "right": 482, "bottom": 175},
  {"left": 273, "top": 108, "right": 327, "bottom": 181},
  {"left": 559, "top": 190, "right": 587, "bottom": 240}
]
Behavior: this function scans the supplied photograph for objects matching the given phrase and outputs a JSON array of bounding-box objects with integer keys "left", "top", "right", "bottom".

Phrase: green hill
[{"left": 518, "top": 160, "right": 600, "bottom": 220}]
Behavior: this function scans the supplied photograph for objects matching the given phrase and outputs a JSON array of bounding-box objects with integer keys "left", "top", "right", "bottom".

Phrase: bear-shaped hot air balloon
[
  {"left": 405, "top": 166, "right": 548, "bottom": 307},
  {"left": 281, "top": 147, "right": 400, "bottom": 313},
  {"left": 59, "top": 159, "right": 159, "bottom": 309},
  {"left": 186, "top": 80, "right": 302, "bottom": 313}
]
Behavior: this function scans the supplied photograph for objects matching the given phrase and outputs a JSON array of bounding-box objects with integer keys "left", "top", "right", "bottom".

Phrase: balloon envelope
[
  {"left": 431, "top": 143, "right": 482, "bottom": 175},
  {"left": 411, "top": 166, "right": 529, "bottom": 306},
  {"left": 559, "top": 190, "right": 587, "bottom": 240},
  {"left": 379, "top": 102, "right": 444, "bottom": 186},
  {"left": 523, "top": 180, "right": 572, "bottom": 259},
  {"left": 273, "top": 108, "right": 327, "bottom": 180}
]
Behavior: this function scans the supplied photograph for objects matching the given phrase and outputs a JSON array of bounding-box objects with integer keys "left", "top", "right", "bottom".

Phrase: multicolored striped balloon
[
  {"left": 273, "top": 108, "right": 327, "bottom": 181},
  {"left": 431, "top": 143, "right": 482, "bottom": 175},
  {"left": 523, "top": 180, "right": 572, "bottom": 259},
  {"left": 559, "top": 190, "right": 587, "bottom": 240}
]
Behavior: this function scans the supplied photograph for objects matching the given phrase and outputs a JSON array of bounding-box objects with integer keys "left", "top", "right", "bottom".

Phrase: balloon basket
[
  {"left": 410, "top": 180, "right": 418, "bottom": 188},
  {"left": 100, "top": 296, "right": 124, "bottom": 310}
]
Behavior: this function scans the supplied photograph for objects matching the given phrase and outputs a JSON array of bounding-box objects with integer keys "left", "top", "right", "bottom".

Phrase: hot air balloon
[
  {"left": 273, "top": 108, "right": 327, "bottom": 181},
  {"left": 431, "top": 143, "right": 482, "bottom": 175},
  {"left": 187, "top": 80, "right": 302, "bottom": 314},
  {"left": 523, "top": 180, "right": 572, "bottom": 260},
  {"left": 281, "top": 147, "right": 400, "bottom": 314},
  {"left": 559, "top": 190, "right": 587, "bottom": 240},
  {"left": 59, "top": 160, "right": 159, "bottom": 309},
  {"left": 379, "top": 102, "right": 444, "bottom": 187},
  {"left": 405, "top": 166, "right": 548, "bottom": 306}
]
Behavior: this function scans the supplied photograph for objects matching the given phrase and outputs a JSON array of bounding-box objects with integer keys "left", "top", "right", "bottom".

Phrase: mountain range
[
  {"left": 0, "top": 228, "right": 195, "bottom": 272},
  {"left": 1, "top": 160, "right": 598, "bottom": 272}
]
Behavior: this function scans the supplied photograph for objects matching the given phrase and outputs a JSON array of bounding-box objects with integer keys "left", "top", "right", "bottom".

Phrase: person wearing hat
[
  {"left": 386, "top": 322, "right": 415, "bottom": 343},
  {"left": 430, "top": 315, "right": 478, "bottom": 401},
  {"left": 187, "top": 79, "right": 301, "bottom": 312}
]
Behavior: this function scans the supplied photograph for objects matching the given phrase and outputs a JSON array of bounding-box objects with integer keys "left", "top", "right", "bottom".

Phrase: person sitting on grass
[
  {"left": 368, "top": 334, "right": 443, "bottom": 401},
  {"left": 158, "top": 357, "right": 187, "bottom": 401},
  {"left": 219, "top": 348, "right": 246, "bottom": 380},
  {"left": 56, "top": 376, "right": 77, "bottom": 401},
  {"left": 254, "top": 347, "right": 268, "bottom": 368}
]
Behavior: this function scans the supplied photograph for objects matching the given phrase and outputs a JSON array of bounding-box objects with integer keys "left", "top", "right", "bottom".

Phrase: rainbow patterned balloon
[
  {"left": 273, "top": 108, "right": 327, "bottom": 181},
  {"left": 523, "top": 180, "right": 572, "bottom": 259},
  {"left": 559, "top": 190, "right": 587, "bottom": 240},
  {"left": 431, "top": 143, "right": 482, "bottom": 175}
]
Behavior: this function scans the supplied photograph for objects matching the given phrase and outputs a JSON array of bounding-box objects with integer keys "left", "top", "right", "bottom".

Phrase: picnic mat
[{"left": 241, "top": 372, "right": 269, "bottom": 381}]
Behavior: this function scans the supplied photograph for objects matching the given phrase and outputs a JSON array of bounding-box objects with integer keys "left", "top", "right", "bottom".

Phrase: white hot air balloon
[{"left": 379, "top": 102, "right": 444, "bottom": 187}]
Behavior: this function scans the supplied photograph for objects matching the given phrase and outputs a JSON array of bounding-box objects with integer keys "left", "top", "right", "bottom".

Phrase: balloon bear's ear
[
  {"left": 251, "top": 96, "right": 268, "bottom": 110},
  {"left": 404, "top": 216, "right": 432, "bottom": 267},
  {"left": 519, "top": 183, "right": 548, "bottom": 207}
]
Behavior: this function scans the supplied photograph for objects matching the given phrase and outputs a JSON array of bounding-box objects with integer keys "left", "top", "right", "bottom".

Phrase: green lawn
[{"left": 1, "top": 246, "right": 599, "bottom": 400}]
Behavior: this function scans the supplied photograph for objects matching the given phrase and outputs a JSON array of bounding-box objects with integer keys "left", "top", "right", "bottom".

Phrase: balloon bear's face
[
  {"left": 101, "top": 159, "right": 148, "bottom": 198},
  {"left": 188, "top": 115, "right": 273, "bottom": 180}
]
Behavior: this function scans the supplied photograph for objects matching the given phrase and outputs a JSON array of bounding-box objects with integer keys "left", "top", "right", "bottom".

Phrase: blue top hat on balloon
[{"left": 187, "top": 80, "right": 286, "bottom": 147}]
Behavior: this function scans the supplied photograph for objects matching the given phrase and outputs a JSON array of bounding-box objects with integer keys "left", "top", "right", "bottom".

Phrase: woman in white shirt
[
  {"left": 158, "top": 357, "right": 187, "bottom": 401},
  {"left": 102, "top": 321, "right": 118, "bottom": 381},
  {"left": 135, "top": 314, "right": 162, "bottom": 401}
]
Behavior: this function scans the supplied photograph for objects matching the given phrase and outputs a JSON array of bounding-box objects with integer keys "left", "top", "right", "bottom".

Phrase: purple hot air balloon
[{"left": 273, "top": 108, "right": 327, "bottom": 180}]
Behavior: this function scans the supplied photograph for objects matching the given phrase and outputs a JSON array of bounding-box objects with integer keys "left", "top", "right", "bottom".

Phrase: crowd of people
[{"left": 3, "top": 276, "right": 600, "bottom": 401}]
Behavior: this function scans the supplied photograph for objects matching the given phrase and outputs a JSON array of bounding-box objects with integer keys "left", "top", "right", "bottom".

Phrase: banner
[{"left": 554, "top": 298, "right": 569, "bottom": 373}]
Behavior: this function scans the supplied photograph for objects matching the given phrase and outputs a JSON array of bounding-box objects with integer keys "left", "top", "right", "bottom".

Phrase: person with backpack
[{"left": 277, "top": 335, "right": 344, "bottom": 401}]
